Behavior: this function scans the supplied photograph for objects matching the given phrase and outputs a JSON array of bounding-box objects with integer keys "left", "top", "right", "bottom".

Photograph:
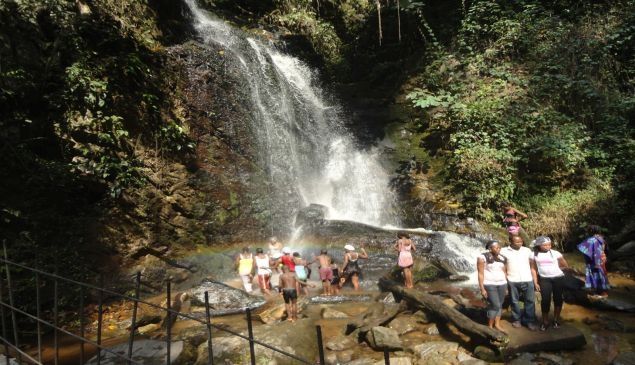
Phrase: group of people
[
  {"left": 477, "top": 234, "right": 569, "bottom": 332},
  {"left": 476, "top": 203, "right": 611, "bottom": 333},
  {"left": 235, "top": 237, "right": 369, "bottom": 321}
]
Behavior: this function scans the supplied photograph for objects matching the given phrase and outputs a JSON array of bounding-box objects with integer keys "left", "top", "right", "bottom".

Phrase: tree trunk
[{"left": 378, "top": 277, "right": 509, "bottom": 347}]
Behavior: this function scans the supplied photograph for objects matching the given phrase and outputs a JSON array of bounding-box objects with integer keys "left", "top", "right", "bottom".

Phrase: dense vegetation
[
  {"left": 1, "top": 0, "right": 633, "bottom": 279},
  {"left": 403, "top": 0, "right": 635, "bottom": 245}
]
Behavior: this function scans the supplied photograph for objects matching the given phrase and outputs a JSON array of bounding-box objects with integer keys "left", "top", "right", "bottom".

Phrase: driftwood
[{"left": 378, "top": 277, "right": 508, "bottom": 347}]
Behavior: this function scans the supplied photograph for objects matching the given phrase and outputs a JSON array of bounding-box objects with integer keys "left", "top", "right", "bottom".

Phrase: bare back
[
  {"left": 317, "top": 254, "right": 331, "bottom": 268},
  {"left": 280, "top": 272, "right": 298, "bottom": 289}
]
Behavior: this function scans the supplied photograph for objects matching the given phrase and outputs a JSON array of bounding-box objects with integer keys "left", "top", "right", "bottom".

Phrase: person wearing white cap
[
  {"left": 342, "top": 243, "right": 368, "bottom": 291},
  {"left": 280, "top": 247, "right": 296, "bottom": 272},
  {"left": 531, "top": 236, "right": 570, "bottom": 331}
]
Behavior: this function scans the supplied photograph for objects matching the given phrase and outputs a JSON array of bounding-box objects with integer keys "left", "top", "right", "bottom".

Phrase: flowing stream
[{"left": 185, "top": 0, "right": 398, "bottom": 228}]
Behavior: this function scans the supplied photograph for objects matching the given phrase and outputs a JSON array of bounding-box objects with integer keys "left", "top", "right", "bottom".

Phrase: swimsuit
[
  {"left": 282, "top": 288, "right": 297, "bottom": 303},
  {"left": 330, "top": 268, "right": 341, "bottom": 285},
  {"left": 319, "top": 267, "right": 333, "bottom": 281},
  {"left": 344, "top": 254, "right": 361, "bottom": 276},
  {"left": 398, "top": 240, "right": 414, "bottom": 268},
  {"left": 295, "top": 265, "right": 308, "bottom": 281}
]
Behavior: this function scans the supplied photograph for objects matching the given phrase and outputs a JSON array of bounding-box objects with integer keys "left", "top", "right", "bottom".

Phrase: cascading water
[{"left": 184, "top": 0, "right": 398, "bottom": 228}]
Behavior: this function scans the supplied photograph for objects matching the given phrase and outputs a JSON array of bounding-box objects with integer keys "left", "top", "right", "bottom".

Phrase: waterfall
[{"left": 184, "top": 0, "right": 398, "bottom": 228}]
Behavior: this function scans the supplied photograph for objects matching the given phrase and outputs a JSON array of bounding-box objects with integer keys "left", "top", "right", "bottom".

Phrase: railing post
[
  {"left": 127, "top": 272, "right": 141, "bottom": 364},
  {"left": 246, "top": 308, "right": 256, "bottom": 365},
  {"left": 79, "top": 285, "right": 85, "bottom": 365},
  {"left": 35, "top": 272, "right": 42, "bottom": 364},
  {"left": 0, "top": 264, "right": 11, "bottom": 365},
  {"left": 384, "top": 349, "right": 390, "bottom": 365},
  {"left": 316, "top": 325, "right": 325, "bottom": 365},
  {"left": 2, "top": 244, "right": 21, "bottom": 364},
  {"left": 204, "top": 291, "right": 214, "bottom": 365},
  {"left": 166, "top": 278, "right": 172, "bottom": 365},
  {"left": 97, "top": 275, "right": 104, "bottom": 365},
  {"left": 54, "top": 277, "right": 59, "bottom": 365}
]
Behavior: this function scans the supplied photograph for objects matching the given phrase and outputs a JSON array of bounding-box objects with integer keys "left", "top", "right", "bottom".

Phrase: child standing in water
[{"left": 279, "top": 266, "right": 313, "bottom": 322}]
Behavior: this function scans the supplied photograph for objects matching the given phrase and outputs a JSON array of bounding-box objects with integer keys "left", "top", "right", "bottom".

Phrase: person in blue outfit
[{"left": 577, "top": 225, "right": 610, "bottom": 298}]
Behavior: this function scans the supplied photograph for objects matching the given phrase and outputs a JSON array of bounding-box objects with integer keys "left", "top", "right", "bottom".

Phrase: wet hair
[
  {"left": 256, "top": 248, "right": 263, "bottom": 254},
  {"left": 321, "top": 249, "right": 327, "bottom": 255},
  {"left": 397, "top": 232, "right": 410, "bottom": 239},
  {"left": 485, "top": 240, "right": 500, "bottom": 250}
]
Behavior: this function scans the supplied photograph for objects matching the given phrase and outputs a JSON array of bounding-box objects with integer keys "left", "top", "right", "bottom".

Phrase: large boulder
[
  {"left": 295, "top": 204, "right": 328, "bottom": 227},
  {"left": 503, "top": 323, "right": 586, "bottom": 356},
  {"left": 85, "top": 340, "right": 194, "bottom": 365},
  {"left": 413, "top": 341, "right": 461, "bottom": 364},
  {"left": 188, "top": 279, "right": 266, "bottom": 315},
  {"left": 389, "top": 316, "right": 417, "bottom": 335},
  {"left": 367, "top": 326, "right": 403, "bottom": 351}
]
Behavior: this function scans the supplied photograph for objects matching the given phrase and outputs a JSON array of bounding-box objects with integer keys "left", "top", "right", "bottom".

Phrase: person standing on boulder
[
  {"left": 532, "top": 236, "right": 570, "bottom": 331},
  {"left": 501, "top": 235, "right": 539, "bottom": 331},
  {"left": 577, "top": 225, "right": 610, "bottom": 299},
  {"left": 268, "top": 237, "right": 283, "bottom": 258},
  {"left": 342, "top": 244, "right": 368, "bottom": 291},
  {"left": 236, "top": 247, "right": 254, "bottom": 293},
  {"left": 477, "top": 240, "right": 508, "bottom": 333},
  {"left": 501, "top": 202, "right": 531, "bottom": 246},
  {"left": 394, "top": 232, "right": 416, "bottom": 288}
]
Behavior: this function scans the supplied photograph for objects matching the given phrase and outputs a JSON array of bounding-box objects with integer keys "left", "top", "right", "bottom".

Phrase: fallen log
[{"left": 378, "top": 277, "right": 508, "bottom": 348}]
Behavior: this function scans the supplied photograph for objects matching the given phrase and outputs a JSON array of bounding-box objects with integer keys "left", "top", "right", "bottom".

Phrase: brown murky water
[{"left": 25, "top": 272, "right": 635, "bottom": 365}]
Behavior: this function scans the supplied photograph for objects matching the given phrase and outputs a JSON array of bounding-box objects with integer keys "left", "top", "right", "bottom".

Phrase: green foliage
[{"left": 405, "top": 0, "right": 635, "bottom": 227}]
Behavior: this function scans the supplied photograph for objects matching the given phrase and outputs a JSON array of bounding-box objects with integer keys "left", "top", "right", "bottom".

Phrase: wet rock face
[
  {"left": 188, "top": 279, "right": 266, "bottom": 315},
  {"left": 295, "top": 204, "right": 328, "bottom": 227}
]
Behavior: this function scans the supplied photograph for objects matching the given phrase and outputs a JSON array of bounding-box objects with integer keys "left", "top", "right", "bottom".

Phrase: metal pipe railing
[{"left": 0, "top": 256, "right": 319, "bottom": 364}]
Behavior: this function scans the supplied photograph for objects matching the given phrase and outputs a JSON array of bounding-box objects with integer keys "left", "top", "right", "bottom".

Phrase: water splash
[{"left": 184, "top": 0, "right": 398, "bottom": 228}]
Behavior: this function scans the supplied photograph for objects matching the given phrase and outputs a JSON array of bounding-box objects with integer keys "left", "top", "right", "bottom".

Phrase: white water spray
[{"left": 184, "top": 0, "right": 398, "bottom": 227}]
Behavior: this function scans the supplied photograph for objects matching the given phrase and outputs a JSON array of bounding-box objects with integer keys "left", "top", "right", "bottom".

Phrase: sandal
[
  {"left": 553, "top": 320, "right": 560, "bottom": 329},
  {"left": 540, "top": 323, "right": 547, "bottom": 332}
]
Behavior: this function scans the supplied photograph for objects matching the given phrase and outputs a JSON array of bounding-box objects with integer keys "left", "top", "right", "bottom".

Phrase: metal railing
[{"left": 0, "top": 248, "right": 334, "bottom": 365}]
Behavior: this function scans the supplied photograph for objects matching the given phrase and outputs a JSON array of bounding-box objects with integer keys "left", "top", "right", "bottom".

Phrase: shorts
[
  {"left": 282, "top": 288, "right": 298, "bottom": 303},
  {"left": 257, "top": 274, "right": 270, "bottom": 290},
  {"left": 319, "top": 267, "right": 333, "bottom": 281}
]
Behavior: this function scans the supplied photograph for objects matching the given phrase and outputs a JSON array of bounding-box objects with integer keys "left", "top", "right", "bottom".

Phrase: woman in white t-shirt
[
  {"left": 477, "top": 240, "right": 508, "bottom": 333},
  {"left": 531, "top": 236, "right": 570, "bottom": 331}
]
